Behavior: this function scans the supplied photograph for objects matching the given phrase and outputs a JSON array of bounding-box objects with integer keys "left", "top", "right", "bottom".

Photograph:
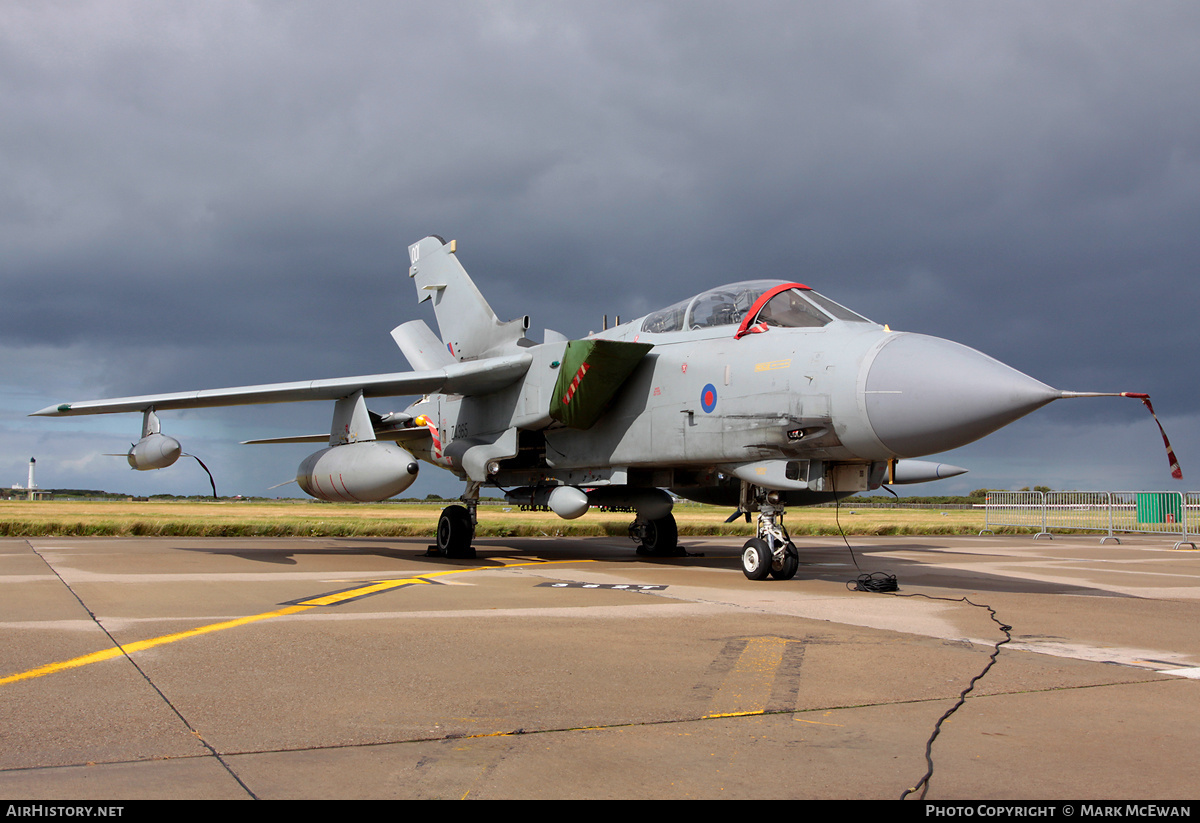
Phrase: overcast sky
[{"left": 2, "top": 1, "right": 1197, "bottom": 500}]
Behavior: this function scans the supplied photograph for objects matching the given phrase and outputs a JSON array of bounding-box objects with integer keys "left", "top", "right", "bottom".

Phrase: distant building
[{"left": 8, "top": 458, "right": 50, "bottom": 500}]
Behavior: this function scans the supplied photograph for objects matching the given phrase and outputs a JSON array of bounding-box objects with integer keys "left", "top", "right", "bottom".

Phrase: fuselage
[{"left": 402, "top": 279, "right": 1059, "bottom": 502}]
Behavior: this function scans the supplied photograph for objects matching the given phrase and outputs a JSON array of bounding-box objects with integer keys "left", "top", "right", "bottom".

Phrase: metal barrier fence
[
  {"left": 982, "top": 490, "right": 1198, "bottom": 549},
  {"left": 983, "top": 491, "right": 1048, "bottom": 536}
]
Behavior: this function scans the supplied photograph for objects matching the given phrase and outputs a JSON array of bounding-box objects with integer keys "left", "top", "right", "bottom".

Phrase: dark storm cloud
[{"left": 2, "top": 1, "right": 1197, "bottom": 497}]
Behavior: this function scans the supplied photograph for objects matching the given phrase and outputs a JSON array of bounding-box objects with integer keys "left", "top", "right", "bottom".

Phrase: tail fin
[{"left": 407, "top": 236, "right": 530, "bottom": 361}]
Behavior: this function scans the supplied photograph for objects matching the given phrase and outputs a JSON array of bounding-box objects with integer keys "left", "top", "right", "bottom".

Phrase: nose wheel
[
  {"left": 740, "top": 500, "right": 799, "bottom": 580},
  {"left": 741, "top": 538, "right": 772, "bottom": 580},
  {"left": 771, "top": 543, "right": 800, "bottom": 580},
  {"left": 741, "top": 538, "right": 799, "bottom": 580}
]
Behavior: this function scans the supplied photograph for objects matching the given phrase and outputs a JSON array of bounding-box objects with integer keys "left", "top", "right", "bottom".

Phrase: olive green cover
[{"left": 550, "top": 339, "right": 653, "bottom": 430}]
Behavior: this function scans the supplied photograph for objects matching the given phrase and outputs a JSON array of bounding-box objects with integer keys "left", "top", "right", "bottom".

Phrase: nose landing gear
[{"left": 740, "top": 499, "right": 799, "bottom": 580}]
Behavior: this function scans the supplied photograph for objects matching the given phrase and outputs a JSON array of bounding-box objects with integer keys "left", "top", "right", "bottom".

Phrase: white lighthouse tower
[{"left": 10, "top": 458, "right": 44, "bottom": 500}]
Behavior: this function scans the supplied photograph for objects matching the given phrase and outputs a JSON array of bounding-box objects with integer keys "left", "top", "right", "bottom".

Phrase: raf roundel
[{"left": 701, "top": 383, "right": 718, "bottom": 413}]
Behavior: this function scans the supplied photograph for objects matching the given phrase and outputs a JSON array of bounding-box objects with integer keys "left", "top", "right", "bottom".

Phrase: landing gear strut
[
  {"left": 740, "top": 496, "right": 799, "bottom": 580},
  {"left": 631, "top": 513, "right": 682, "bottom": 556}
]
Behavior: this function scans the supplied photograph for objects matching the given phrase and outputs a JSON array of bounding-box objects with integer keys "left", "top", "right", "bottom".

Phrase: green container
[{"left": 1136, "top": 493, "right": 1182, "bottom": 524}]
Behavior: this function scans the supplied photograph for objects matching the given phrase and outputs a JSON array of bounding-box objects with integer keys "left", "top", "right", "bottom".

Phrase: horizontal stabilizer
[{"left": 391, "top": 319, "right": 455, "bottom": 371}]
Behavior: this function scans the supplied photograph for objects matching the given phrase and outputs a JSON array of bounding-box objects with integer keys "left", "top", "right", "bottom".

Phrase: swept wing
[{"left": 32, "top": 354, "right": 532, "bottom": 417}]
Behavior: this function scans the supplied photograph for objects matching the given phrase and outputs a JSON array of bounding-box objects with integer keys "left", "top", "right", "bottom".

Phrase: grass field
[{"left": 0, "top": 499, "right": 996, "bottom": 538}]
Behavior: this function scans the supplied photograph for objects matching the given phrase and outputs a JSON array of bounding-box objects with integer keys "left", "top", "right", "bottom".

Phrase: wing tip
[{"left": 30, "top": 404, "right": 70, "bottom": 417}]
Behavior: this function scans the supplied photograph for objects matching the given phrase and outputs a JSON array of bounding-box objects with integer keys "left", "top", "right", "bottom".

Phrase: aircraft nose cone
[{"left": 864, "top": 332, "right": 1059, "bottom": 457}]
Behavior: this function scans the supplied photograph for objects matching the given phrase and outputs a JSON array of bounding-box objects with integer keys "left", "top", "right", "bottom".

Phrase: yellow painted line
[
  {"left": 298, "top": 577, "right": 431, "bottom": 606},
  {"left": 705, "top": 710, "right": 765, "bottom": 719},
  {"left": 0, "top": 647, "right": 127, "bottom": 686},
  {"left": 2, "top": 558, "right": 594, "bottom": 687},
  {"left": 704, "top": 636, "right": 788, "bottom": 718},
  {"left": 794, "top": 717, "right": 844, "bottom": 727},
  {"left": 0, "top": 604, "right": 310, "bottom": 686}
]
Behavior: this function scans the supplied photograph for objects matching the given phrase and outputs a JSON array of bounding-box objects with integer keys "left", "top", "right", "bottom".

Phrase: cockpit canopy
[{"left": 639, "top": 279, "right": 871, "bottom": 335}]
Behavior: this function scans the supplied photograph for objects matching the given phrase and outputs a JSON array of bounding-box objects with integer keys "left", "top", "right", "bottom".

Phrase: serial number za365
[{"left": 537, "top": 583, "right": 666, "bottom": 591}]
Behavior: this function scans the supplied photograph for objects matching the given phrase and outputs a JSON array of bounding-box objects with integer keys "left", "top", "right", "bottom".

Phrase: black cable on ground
[
  {"left": 894, "top": 592, "right": 1013, "bottom": 800},
  {"left": 848, "top": 571, "right": 898, "bottom": 592},
  {"left": 830, "top": 474, "right": 862, "bottom": 572},
  {"left": 830, "top": 480, "right": 1013, "bottom": 800},
  {"left": 832, "top": 485, "right": 898, "bottom": 591}
]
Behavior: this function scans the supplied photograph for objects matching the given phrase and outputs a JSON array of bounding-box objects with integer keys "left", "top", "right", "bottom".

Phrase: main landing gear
[
  {"left": 436, "top": 504, "right": 476, "bottom": 558},
  {"left": 741, "top": 499, "right": 799, "bottom": 581},
  {"left": 630, "top": 513, "right": 683, "bottom": 556},
  {"left": 435, "top": 482, "right": 479, "bottom": 559}
]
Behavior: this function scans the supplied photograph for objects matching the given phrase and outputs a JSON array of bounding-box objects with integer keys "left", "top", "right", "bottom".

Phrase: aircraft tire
[
  {"left": 741, "top": 538, "right": 773, "bottom": 580},
  {"left": 437, "top": 504, "right": 476, "bottom": 559},
  {"left": 770, "top": 544, "right": 799, "bottom": 580},
  {"left": 639, "top": 514, "right": 679, "bottom": 556}
]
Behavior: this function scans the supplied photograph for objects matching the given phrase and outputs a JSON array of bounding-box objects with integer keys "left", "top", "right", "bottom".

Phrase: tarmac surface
[{"left": 1, "top": 531, "right": 1198, "bottom": 800}]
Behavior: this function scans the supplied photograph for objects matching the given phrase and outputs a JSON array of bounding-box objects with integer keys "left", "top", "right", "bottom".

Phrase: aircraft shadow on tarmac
[
  {"left": 801, "top": 540, "right": 1136, "bottom": 598},
  {"left": 173, "top": 543, "right": 414, "bottom": 566},
  {"left": 174, "top": 536, "right": 1133, "bottom": 598}
]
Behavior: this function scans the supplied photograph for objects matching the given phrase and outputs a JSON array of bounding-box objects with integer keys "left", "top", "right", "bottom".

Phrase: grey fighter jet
[{"left": 34, "top": 236, "right": 1175, "bottom": 580}]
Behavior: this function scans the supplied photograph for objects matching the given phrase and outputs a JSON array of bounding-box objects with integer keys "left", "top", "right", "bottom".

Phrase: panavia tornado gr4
[{"left": 35, "top": 236, "right": 1179, "bottom": 579}]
